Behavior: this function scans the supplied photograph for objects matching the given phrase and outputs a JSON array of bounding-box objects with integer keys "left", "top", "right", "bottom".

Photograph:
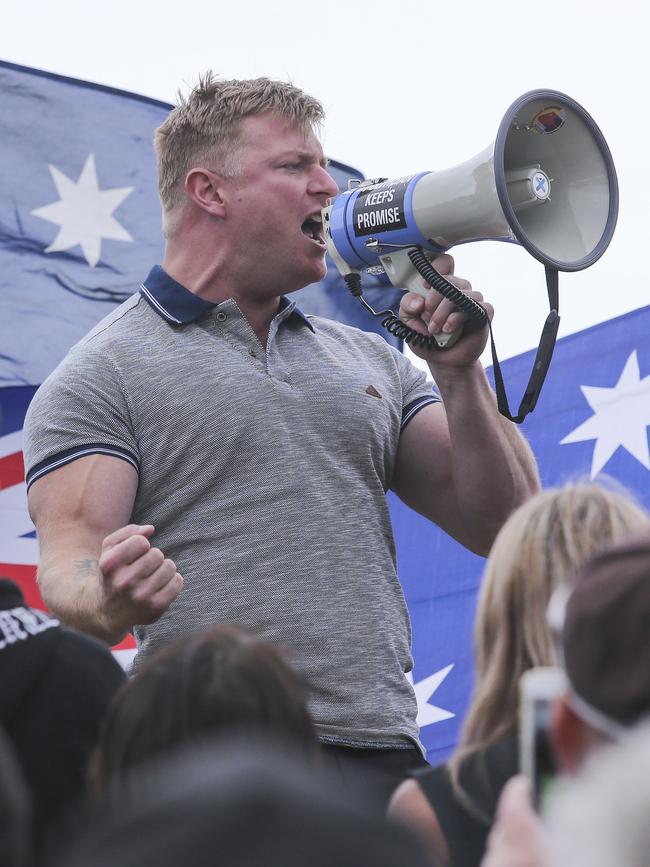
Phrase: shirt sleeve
[
  {"left": 23, "top": 344, "right": 140, "bottom": 492},
  {"left": 388, "top": 344, "right": 441, "bottom": 432}
]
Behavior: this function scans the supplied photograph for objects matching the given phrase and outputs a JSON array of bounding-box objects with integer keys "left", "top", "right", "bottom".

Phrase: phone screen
[{"left": 531, "top": 696, "right": 558, "bottom": 808}]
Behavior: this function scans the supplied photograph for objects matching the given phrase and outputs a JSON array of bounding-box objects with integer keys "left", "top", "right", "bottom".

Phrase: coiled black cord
[
  {"left": 343, "top": 246, "right": 488, "bottom": 350},
  {"left": 406, "top": 248, "right": 488, "bottom": 328}
]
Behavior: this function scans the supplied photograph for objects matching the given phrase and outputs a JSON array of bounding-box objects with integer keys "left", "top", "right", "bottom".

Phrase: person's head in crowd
[
  {"left": 56, "top": 740, "right": 433, "bottom": 867},
  {"left": 545, "top": 721, "right": 650, "bottom": 867},
  {"left": 454, "top": 481, "right": 649, "bottom": 772},
  {"left": 89, "top": 623, "right": 318, "bottom": 793},
  {"left": 0, "top": 726, "right": 31, "bottom": 867},
  {"left": 547, "top": 533, "right": 650, "bottom": 774},
  {"left": 0, "top": 578, "right": 125, "bottom": 853}
]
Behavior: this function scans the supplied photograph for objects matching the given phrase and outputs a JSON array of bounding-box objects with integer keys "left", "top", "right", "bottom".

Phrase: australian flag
[
  {"left": 2, "top": 59, "right": 648, "bottom": 761},
  {"left": 401, "top": 304, "right": 650, "bottom": 764}
]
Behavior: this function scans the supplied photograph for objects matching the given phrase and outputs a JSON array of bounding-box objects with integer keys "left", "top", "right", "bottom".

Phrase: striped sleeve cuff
[
  {"left": 26, "top": 444, "right": 140, "bottom": 492},
  {"left": 400, "top": 393, "right": 441, "bottom": 432}
]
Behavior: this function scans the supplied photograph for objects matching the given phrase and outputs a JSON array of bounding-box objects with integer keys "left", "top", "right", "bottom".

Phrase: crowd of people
[
  {"left": 3, "top": 72, "right": 648, "bottom": 865},
  {"left": 3, "top": 479, "right": 650, "bottom": 866}
]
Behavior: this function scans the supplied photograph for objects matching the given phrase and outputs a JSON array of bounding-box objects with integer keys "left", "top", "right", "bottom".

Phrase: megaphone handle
[{"left": 407, "top": 248, "right": 489, "bottom": 332}]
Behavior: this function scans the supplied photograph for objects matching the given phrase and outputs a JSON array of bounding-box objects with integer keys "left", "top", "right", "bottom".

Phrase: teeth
[{"left": 302, "top": 214, "right": 325, "bottom": 243}]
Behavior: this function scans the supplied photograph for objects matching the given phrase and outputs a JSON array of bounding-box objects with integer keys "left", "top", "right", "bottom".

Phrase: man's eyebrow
[{"left": 276, "top": 149, "right": 330, "bottom": 168}]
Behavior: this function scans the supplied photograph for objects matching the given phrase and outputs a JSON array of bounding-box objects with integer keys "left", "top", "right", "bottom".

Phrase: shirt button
[
  {"left": 215, "top": 311, "right": 227, "bottom": 323},
  {"left": 249, "top": 349, "right": 257, "bottom": 358}
]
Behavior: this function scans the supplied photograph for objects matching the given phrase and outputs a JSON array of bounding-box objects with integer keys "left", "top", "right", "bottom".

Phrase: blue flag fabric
[
  {"left": 393, "top": 303, "right": 650, "bottom": 764},
  {"left": 0, "top": 61, "right": 168, "bottom": 386},
  {"left": 0, "top": 59, "right": 402, "bottom": 387}
]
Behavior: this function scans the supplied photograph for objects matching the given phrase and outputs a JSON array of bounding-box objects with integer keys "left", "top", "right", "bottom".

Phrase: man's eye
[{"left": 282, "top": 163, "right": 302, "bottom": 171}]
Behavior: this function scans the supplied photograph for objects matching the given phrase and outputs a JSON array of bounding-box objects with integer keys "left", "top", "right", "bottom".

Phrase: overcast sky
[{"left": 1, "top": 0, "right": 646, "bottom": 363}]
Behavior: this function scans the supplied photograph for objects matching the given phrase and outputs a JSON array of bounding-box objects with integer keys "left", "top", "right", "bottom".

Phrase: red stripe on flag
[
  {"left": 112, "top": 633, "right": 137, "bottom": 650},
  {"left": 0, "top": 451, "right": 25, "bottom": 489},
  {"left": 0, "top": 562, "right": 40, "bottom": 607}
]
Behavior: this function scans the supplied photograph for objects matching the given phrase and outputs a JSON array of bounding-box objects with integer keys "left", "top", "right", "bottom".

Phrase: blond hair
[
  {"left": 154, "top": 72, "right": 325, "bottom": 235},
  {"left": 449, "top": 480, "right": 650, "bottom": 816}
]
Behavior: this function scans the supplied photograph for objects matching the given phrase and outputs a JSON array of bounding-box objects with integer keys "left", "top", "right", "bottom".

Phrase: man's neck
[{"left": 161, "top": 250, "right": 281, "bottom": 347}]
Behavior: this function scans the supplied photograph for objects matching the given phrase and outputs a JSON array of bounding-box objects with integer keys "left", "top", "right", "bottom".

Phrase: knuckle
[
  {"left": 135, "top": 535, "right": 152, "bottom": 554},
  {"left": 437, "top": 253, "right": 454, "bottom": 272},
  {"left": 111, "top": 573, "right": 135, "bottom": 595},
  {"left": 167, "top": 575, "right": 183, "bottom": 599},
  {"left": 149, "top": 547, "right": 165, "bottom": 567},
  {"left": 130, "top": 587, "right": 148, "bottom": 604},
  {"left": 98, "top": 551, "right": 116, "bottom": 575}
]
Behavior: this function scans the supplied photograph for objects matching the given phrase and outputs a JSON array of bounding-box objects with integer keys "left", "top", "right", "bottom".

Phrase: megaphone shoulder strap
[{"left": 490, "top": 266, "right": 560, "bottom": 423}]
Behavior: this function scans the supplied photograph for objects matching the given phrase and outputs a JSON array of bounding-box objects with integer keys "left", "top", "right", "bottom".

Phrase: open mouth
[{"left": 301, "top": 213, "right": 325, "bottom": 246}]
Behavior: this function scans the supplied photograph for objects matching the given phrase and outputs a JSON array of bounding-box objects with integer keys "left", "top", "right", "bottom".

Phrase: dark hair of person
[
  {"left": 60, "top": 741, "right": 434, "bottom": 867},
  {"left": 89, "top": 624, "right": 318, "bottom": 793},
  {"left": 0, "top": 726, "right": 31, "bottom": 867}
]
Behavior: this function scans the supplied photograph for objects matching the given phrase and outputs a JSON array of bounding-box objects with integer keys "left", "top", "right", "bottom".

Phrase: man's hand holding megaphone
[{"left": 398, "top": 253, "right": 494, "bottom": 368}]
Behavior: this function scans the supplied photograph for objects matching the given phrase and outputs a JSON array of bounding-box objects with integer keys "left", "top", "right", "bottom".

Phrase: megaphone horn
[{"left": 322, "top": 89, "right": 618, "bottom": 421}]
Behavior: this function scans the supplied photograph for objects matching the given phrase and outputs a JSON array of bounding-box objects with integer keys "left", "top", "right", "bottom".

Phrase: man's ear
[
  {"left": 184, "top": 167, "right": 227, "bottom": 218},
  {"left": 551, "top": 694, "right": 596, "bottom": 775}
]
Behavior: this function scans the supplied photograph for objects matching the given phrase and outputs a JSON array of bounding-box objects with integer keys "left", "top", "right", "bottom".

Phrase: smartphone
[{"left": 519, "top": 666, "right": 566, "bottom": 809}]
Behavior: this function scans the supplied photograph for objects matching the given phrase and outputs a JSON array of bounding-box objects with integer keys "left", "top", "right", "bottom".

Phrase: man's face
[{"left": 223, "top": 113, "right": 339, "bottom": 295}]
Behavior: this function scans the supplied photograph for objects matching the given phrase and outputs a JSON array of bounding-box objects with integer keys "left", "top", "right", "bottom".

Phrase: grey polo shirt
[{"left": 24, "top": 266, "right": 441, "bottom": 749}]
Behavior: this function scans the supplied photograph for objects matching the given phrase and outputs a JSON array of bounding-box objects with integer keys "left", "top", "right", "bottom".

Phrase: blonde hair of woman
[{"left": 389, "top": 480, "right": 650, "bottom": 867}]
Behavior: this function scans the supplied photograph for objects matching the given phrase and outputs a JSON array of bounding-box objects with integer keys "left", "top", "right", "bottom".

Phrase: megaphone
[{"left": 321, "top": 89, "right": 618, "bottom": 421}]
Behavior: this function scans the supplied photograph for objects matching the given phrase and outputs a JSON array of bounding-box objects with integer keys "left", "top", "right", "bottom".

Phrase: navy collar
[{"left": 139, "top": 266, "right": 314, "bottom": 330}]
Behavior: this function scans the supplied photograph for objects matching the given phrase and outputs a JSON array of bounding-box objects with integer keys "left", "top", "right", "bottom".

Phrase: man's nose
[{"left": 311, "top": 166, "right": 339, "bottom": 198}]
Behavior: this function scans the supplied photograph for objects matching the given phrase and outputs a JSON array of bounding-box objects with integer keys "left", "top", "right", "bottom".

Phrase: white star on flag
[
  {"left": 560, "top": 350, "right": 650, "bottom": 478},
  {"left": 407, "top": 664, "right": 455, "bottom": 728},
  {"left": 31, "top": 154, "right": 134, "bottom": 267}
]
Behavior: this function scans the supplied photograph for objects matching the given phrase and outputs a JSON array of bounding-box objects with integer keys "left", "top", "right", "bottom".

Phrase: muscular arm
[
  {"left": 28, "top": 455, "right": 182, "bottom": 645},
  {"left": 393, "top": 368, "right": 539, "bottom": 555},
  {"left": 392, "top": 255, "right": 540, "bottom": 556}
]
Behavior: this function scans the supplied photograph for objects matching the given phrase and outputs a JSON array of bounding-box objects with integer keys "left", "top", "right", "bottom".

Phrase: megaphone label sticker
[
  {"left": 531, "top": 106, "right": 567, "bottom": 134},
  {"left": 352, "top": 176, "right": 413, "bottom": 237}
]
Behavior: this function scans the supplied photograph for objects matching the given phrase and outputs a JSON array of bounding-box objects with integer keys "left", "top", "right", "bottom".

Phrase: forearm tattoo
[{"left": 72, "top": 559, "right": 101, "bottom": 580}]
